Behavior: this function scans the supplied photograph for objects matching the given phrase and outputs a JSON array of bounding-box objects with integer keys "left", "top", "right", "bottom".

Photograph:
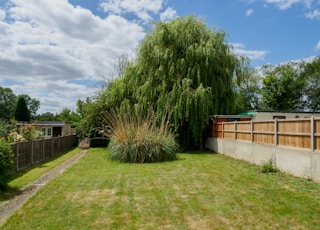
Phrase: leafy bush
[
  {"left": 19, "top": 124, "right": 42, "bottom": 140},
  {"left": 261, "top": 160, "right": 278, "bottom": 173},
  {"left": 0, "top": 138, "right": 14, "bottom": 190},
  {"left": 0, "top": 119, "right": 18, "bottom": 140},
  {"left": 0, "top": 120, "right": 8, "bottom": 138},
  {"left": 7, "top": 124, "right": 43, "bottom": 142},
  {"left": 103, "top": 107, "right": 179, "bottom": 163}
]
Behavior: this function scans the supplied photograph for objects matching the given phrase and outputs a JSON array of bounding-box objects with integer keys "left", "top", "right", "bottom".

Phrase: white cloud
[
  {"left": 262, "top": 0, "right": 317, "bottom": 10},
  {"left": 264, "top": 0, "right": 302, "bottom": 10},
  {"left": 8, "top": 79, "right": 95, "bottom": 113},
  {"left": 255, "top": 0, "right": 320, "bottom": 19},
  {"left": 232, "top": 43, "right": 268, "bottom": 60},
  {"left": 160, "top": 7, "right": 177, "bottom": 21},
  {"left": 246, "top": 8, "right": 254, "bottom": 16},
  {"left": 0, "top": 0, "right": 146, "bottom": 114},
  {"left": 240, "top": 0, "right": 256, "bottom": 4},
  {"left": 315, "top": 41, "right": 320, "bottom": 51},
  {"left": 305, "top": 9, "right": 320, "bottom": 19},
  {"left": 0, "top": 9, "right": 5, "bottom": 21},
  {"left": 100, "top": 0, "right": 164, "bottom": 23}
]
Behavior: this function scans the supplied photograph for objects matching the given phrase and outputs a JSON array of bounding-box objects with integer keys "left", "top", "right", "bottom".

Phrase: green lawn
[
  {"left": 2, "top": 148, "right": 320, "bottom": 229},
  {"left": 0, "top": 147, "right": 81, "bottom": 202}
]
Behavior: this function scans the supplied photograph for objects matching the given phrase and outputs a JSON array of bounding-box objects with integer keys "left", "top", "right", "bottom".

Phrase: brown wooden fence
[
  {"left": 10, "top": 135, "right": 78, "bottom": 172},
  {"left": 211, "top": 117, "right": 320, "bottom": 151}
]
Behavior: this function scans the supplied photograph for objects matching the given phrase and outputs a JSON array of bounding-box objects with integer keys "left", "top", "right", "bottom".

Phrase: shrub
[
  {"left": 0, "top": 120, "right": 8, "bottom": 138},
  {"left": 261, "top": 159, "right": 278, "bottom": 173},
  {"left": 19, "top": 124, "right": 42, "bottom": 140},
  {"left": 0, "top": 138, "right": 14, "bottom": 190},
  {"left": 103, "top": 107, "right": 179, "bottom": 163}
]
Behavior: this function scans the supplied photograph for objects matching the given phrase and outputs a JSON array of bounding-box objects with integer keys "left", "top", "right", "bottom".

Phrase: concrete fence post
[
  {"left": 274, "top": 119, "right": 278, "bottom": 169},
  {"left": 234, "top": 121, "right": 237, "bottom": 141},
  {"left": 222, "top": 122, "right": 224, "bottom": 139},
  {"left": 311, "top": 116, "right": 315, "bottom": 152},
  {"left": 16, "top": 142, "right": 19, "bottom": 172},
  {"left": 274, "top": 119, "right": 278, "bottom": 146},
  {"left": 31, "top": 139, "right": 34, "bottom": 166},
  {"left": 251, "top": 120, "right": 253, "bottom": 143},
  {"left": 42, "top": 138, "right": 45, "bottom": 161},
  {"left": 51, "top": 138, "right": 54, "bottom": 157}
]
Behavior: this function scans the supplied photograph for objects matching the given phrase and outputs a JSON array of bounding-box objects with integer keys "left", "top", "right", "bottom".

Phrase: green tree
[
  {"left": 234, "top": 59, "right": 261, "bottom": 112},
  {"left": 18, "top": 94, "right": 40, "bottom": 120},
  {"left": 0, "top": 87, "right": 17, "bottom": 120},
  {"left": 103, "top": 16, "right": 244, "bottom": 150},
  {"left": 14, "top": 97, "right": 30, "bottom": 122},
  {"left": 303, "top": 57, "right": 320, "bottom": 111},
  {"left": 76, "top": 98, "right": 106, "bottom": 139},
  {"left": 260, "top": 63, "right": 306, "bottom": 111},
  {"left": 37, "top": 112, "right": 56, "bottom": 121},
  {"left": 56, "top": 108, "right": 81, "bottom": 128}
]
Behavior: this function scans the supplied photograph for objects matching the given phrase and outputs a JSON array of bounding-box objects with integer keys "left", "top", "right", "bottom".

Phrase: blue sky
[{"left": 0, "top": 0, "right": 319, "bottom": 114}]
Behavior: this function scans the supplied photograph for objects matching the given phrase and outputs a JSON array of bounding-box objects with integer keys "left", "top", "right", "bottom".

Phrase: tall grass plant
[{"left": 102, "top": 107, "right": 178, "bottom": 163}]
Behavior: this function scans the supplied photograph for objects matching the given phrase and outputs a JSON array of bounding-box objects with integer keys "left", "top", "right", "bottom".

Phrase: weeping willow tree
[{"left": 104, "top": 16, "right": 244, "bottom": 150}]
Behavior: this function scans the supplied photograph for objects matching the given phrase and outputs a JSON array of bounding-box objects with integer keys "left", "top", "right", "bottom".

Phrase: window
[
  {"left": 227, "top": 118, "right": 240, "bottom": 122},
  {"left": 47, "top": 128, "right": 52, "bottom": 136},
  {"left": 41, "top": 128, "right": 46, "bottom": 136},
  {"left": 273, "top": 116, "right": 285, "bottom": 119},
  {"left": 41, "top": 127, "right": 53, "bottom": 137}
]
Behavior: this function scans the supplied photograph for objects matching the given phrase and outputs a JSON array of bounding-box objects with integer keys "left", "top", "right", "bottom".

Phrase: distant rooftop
[
  {"left": 238, "top": 110, "right": 320, "bottom": 116},
  {"left": 17, "top": 121, "right": 70, "bottom": 127},
  {"left": 35, "top": 121, "right": 66, "bottom": 126}
]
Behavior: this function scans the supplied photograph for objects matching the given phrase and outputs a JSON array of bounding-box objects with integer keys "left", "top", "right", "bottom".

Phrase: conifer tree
[{"left": 14, "top": 97, "right": 30, "bottom": 122}]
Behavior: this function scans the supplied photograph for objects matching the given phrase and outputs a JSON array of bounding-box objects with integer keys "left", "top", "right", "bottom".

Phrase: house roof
[
  {"left": 210, "top": 115, "right": 252, "bottom": 118},
  {"left": 35, "top": 121, "right": 66, "bottom": 127},
  {"left": 238, "top": 110, "right": 320, "bottom": 115}
]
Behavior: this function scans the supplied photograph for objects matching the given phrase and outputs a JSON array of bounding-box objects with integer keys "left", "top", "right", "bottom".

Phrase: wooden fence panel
[
  {"left": 254, "top": 133, "right": 275, "bottom": 145},
  {"left": 33, "top": 139, "right": 44, "bottom": 163},
  {"left": 44, "top": 139, "right": 53, "bottom": 160},
  {"left": 236, "top": 122, "right": 251, "bottom": 141},
  {"left": 278, "top": 134, "right": 311, "bottom": 149},
  {"left": 253, "top": 121, "right": 274, "bottom": 133},
  {"left": 223, "top": 123, "right": 235, "bottom": 140},
  {"left": 224, "top": 132, "right": 235, "bottom": 140},
  {"left": 277, "top": 119, "right": 311, "bottom": 148},
  {"left": 211, "top": 117, "right": 320, "bottom": 150},
  {"left": 277, "top": 119, "right": 311, "bottom": 133},
  {"left": 11, "top": 135, "right": 77, "bottom": 172},
  {"left": 52, "top": 137, "right": 60, "bottom": 156},
  {"left": 223, "top": 123, "right": 235, "bottom": 131},
  {"left": 215, "top": 122, "right": 223, "bottom": 138},
  {"left": 17, "top": 141, "right": 32, "bottom": 171}
]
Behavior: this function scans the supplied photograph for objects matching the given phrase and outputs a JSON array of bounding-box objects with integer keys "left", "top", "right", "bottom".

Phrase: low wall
[{"left": 206, "top": 137, "right": 320, "bottom": 183}]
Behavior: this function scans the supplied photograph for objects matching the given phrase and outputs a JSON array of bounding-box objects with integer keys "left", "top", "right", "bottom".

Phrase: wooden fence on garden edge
[
  {"left": 10, "top": 135, "right": 78, "bottom": 172},
  {"left": 212, "top": 117, "right": 320, "bottom": 151}
]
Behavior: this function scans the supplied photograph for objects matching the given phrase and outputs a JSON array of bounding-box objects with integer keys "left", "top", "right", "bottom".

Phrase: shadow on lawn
[
  {"left": 0, "top": 186, "right": 21, "bottom": 202},
  {"left": 181, "top": 150, "right": 218, "bottom": 154}
]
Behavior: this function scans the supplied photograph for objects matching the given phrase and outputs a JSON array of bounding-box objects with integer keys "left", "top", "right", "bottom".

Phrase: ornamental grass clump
[{"left": 103, "top": 107, "right": 179, "bottom": 163}]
